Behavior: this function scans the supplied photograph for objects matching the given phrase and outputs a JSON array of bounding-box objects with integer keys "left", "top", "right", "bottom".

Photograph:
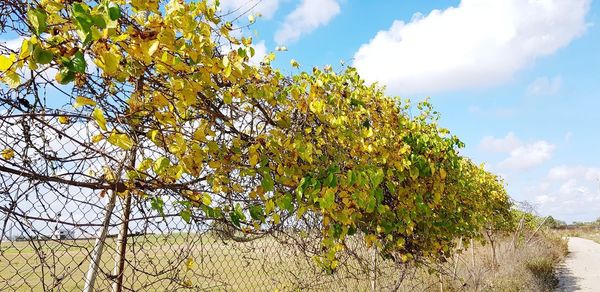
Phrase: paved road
[{"left": 557, "top": 237, "right": 600, "bottom": 291}]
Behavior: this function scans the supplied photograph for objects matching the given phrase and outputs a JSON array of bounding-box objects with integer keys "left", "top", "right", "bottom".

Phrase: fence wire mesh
[{"left": 0, "top": 101, "right": 414, "bottom": 291}]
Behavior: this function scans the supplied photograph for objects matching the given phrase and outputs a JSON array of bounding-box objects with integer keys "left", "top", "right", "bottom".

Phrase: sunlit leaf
[
  {"left": 1, "top": 149, "right": 15, "bottom": 160},
  {"left": 74, "top": 96, "right": 96, "bottom": 108},
  {"left": 92, "top": 108, "right": 107, "bottom": 130}
]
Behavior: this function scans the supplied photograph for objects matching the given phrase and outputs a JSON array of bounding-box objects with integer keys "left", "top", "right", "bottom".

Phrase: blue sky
[{"left": 222, "top": 0, "right": 600, "bottom": 222}]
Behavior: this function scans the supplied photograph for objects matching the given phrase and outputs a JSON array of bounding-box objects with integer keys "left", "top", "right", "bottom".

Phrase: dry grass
[
  {"left": 555, "top": 227, "right": 600, "bottom": 244},
  {"left": 393, "top": 232, "right": 568, "bottom": 292},
  {"left": 1, "top": 231, "right": 567, "bottom": 291}
]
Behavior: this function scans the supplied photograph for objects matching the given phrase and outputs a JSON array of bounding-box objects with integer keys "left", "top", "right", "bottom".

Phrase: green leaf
[
  {"left": 346, "top": 170, "right": 355, "bottom": 186},
  {"left": 296, "top": 177, "right": 308, "bottom": 198},
  {"left": 27, "top": 8, "right": 47, "bottom": 35},
  {"left": 180, "top": 209, "right": 192, "bottom": 223},
  {"left": 32, "top": 45, "right": 53, "bottom": 64},
  {"left": 370, "top": 168, "right": 384, "bottom": 188},
  {"left": 72, "top": 3, "right": 94, "bottom": 44},
  {"left": 261, "top": 175, "right": 274, "bottom": 192},
  {"left": 71, "top": 51, "right": 86, "bottom": 73},
  {"left": 55, "top": 68, "right": 75, "bottom": 85},
  {"left": 409, "top": 166, "right": 419, "bottom": 180},
  {"left": 91, "top": 14, "right": 106, "bottom": 29},
  {"left": 151, "top": 197, "right": 165, "bottom": 216},
  {"left": 249, "top": 205, "right": 264, "bottom": 221},
  {"left": 230, "top": 211, "right": 241, "bottom": 227},
  {"left": 366, "top": 196, "right": 376, "bottom": 213},
  {"left": 324, "top": 172, "right": 337, "bottom": 187},
  {"left": 235, "top": 204, "right": 246, "bottom": 220},
  {"left": 153, "top": 156, "right": 171, "bottom": 174},
  {"left": 108, "top": 3, "right": 121, "bottom": 21},
  {"left": 230, "top": 204, "right": 246, "bottom": 227},
  {"left": 321, "top": 189, "right": 335, "bottom": 209},
  {"left": 277, "top": 194, "right": 293, "bottom": 212}
]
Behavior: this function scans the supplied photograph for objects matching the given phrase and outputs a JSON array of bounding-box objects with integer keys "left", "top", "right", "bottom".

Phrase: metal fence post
[
  {"left": 111, "top": 146, "right": 137, "bottom": 292},
  {"left": 111, "top": 193, "right": 133, "bottom": 292},
  {"left": 83, "top": 190, "right": 119, "bottom": 292}
]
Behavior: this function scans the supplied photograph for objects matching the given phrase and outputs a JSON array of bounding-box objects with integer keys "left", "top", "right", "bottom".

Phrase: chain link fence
[{"left": 0, "top": 100, "right": 421, "bottom": 291}]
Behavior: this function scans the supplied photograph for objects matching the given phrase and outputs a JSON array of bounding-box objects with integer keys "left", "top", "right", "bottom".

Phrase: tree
[{"left": 0, "top": 0, "right": 512, "bottom": 270}]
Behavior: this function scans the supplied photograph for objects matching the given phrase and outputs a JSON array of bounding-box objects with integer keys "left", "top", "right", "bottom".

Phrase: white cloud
[
  {"left": 548, "top": 165, "right": 600, "bottom": 181},
  {"left": 217, "top": 0, "right": 280, "bottom": 19},
  {"left": 499, "top": 140, "right": 555, "bottom": 170},
  {"left": 528, "top": 166, "right": 600, "bottom": 222},
  {"left": 535, "top": 194, "right": 556, "bottom": 205},
  {"left": 479, "top": 132, "right": 521, "bottom": 153},
  {"left": 479, "top": 132, "right": 555, "bottom": 170},
  {"left": 527, "top": 76, "right": 562, "bottom": 96},
  {"left": 353, "top": 0, "right": 590, "bottom": 95},
  {"left": 274, "top": 0, "right": 340, "bottom": 44},
  {"left": 249, "top": 40, "right": 268, "bottom": 65},
  {"left": 1, "top": 37, "right": 24, "bottom": 51}
]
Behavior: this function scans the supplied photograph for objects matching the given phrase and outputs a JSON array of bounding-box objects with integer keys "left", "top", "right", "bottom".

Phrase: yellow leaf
[
  {"left": 249, "top": 145, "right": 259, "bottom": 166},
  {"left": 265, "top": 199, "right": 275, "bottom": 214},
  {"left": 19, "top": 39, "right": 31, "bottom": 59},
  {"left": 362, "top": 127, "right": 374, "bottom": 138},
  {"left": 249, "top": 153, "right": 258, "bottom": 166},
  {"left": 103, "top": 167, "right": 116, "bottom": 181},
  {"left": 147, "top": 40, "right": 160, "bottom": 56},
  {"left": 208, "top": 160, "right": 220, "bottom": 169},
  {"left": 201, "top": 193, "right": 212, "bottom": 205},
  {"left": 3, "top": 71, "right": 20, "bottom": 88},
  {"left": 185, "top": 257, "right": 195, "bottom": 270},
  {"left": 1, "top": 149, "right": 15, "bottom": 160},
  {"left": 222, "top": 55, "right": 229, "bottom": 68},
  {"left": 365, "top": 234, "right": 377, "bottom": 248},
  {"left": 74, "top": 96, "right": 96, "bottom": 108},
  {"left": 94, "top": 50, "right": 120, "bottom": 75},
  {"left": 290, "top": 59, "right": 299, "bottom": 68},
  {"left": 92, "top": 108, "right": 107, "bottom": 130},
  {"left": 137, "top": 158, "right": 153, "bottom": 171},
  {"left": 309, "top": 100, "right": 324, "bottom": 114},
  {"left": 91, "top": 134, "right": 104, "bottom": 143},
  {"left": 0, "top": 54, "right": 13, "bottom": 71},
  {"left": 223, "top": 92, "right": 233, "bottom": 104},
  {"left": 107, "top": 132, "right": 134, "bottom": 150},
  {"left": 58, "top": 115, "right": 70, "bottom": 124},
  {"left": 182, "top": 279, "right": 193, "bottom": 288}
]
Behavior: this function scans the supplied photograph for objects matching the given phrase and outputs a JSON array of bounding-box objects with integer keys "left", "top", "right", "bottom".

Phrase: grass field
[
  {"left": 0, "top": 230, "right": 567, "bottom": 291},
  {"left": 0, "top": 232, "right": 392, "bottom": 291}
]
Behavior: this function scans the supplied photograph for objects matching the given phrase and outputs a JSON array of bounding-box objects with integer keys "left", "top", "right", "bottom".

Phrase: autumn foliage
[{"left": 0, "top": 0, "right": 512, "bottom": 269}]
